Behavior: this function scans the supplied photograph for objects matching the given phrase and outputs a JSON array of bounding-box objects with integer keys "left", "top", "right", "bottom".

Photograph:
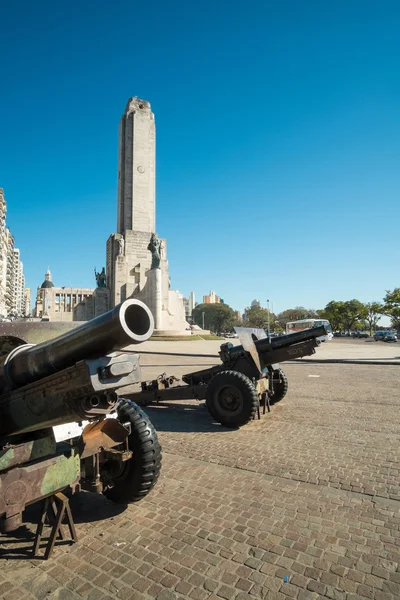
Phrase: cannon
[
  {"left": 135, "top": 325, "right": 327, "bottom": 428},
  {"left": 0, "top": 300, "right": 161, "bottom": 534}
]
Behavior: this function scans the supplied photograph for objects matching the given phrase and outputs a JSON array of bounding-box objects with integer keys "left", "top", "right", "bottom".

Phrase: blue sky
[{"left": 1, "top": 0, "right": 399, "bottom": 316}]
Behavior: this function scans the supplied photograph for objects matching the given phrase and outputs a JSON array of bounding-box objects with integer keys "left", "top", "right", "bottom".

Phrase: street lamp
[
  {"left": 202, "top": 311, "right": 205, "bottom": 331},
  {"left": 266, "top": 299, "right": 271, "bottom": 342}
]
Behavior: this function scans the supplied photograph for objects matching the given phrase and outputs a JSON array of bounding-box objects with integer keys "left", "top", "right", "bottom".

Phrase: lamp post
[
  {"left": 267, "top": 299, "right": 271, "bottom": 342},
  {"left": 202, "top": 311, "right": 205, "bottom": 331}
]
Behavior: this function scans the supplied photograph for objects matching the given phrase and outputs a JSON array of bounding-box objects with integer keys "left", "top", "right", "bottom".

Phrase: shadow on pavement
[
  {"left": 141, "top": 401, "right": 235, "bottom": 433},
  {"left": 0, "top": 491, "right": 126, "bottom": 561}
]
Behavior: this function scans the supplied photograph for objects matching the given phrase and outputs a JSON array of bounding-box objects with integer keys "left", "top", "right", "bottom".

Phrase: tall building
[
  {"left": 203, "top": 291, "right": 220, "bottom": 304},
  {"left": 5, "top": 229, "right": 15, "bottom": 316},
  {"left": 106, "top": 97, "right": 187, "bottom": 333},
  {"left": 183, "top": 292, "right": 196, "bottom": 319},
  {"left": 25, "top": 287, "right": 31, "bottom": 316},
  {"left": 188, "top": 292, "right": 195, "bottom": 315},
  {"left": 0, "top": 190, "right": 7, "bottom": 317},
  {"left": 12, "top": 249, "right": 26, "bottom": 316},
  {"left": 0, "top": 189, "right": 28, "bottom": 318}
]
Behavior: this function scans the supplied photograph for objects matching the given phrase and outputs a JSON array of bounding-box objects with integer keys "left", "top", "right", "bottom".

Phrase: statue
[
  {"left": 94, "top": 267, "right": 107, "bottom": 288},
  {"left": 117, "top": 236, "right": 125, "bottom": 256},
  {"left": 147, "top": 233, "right": 161, "bottom": 269}
]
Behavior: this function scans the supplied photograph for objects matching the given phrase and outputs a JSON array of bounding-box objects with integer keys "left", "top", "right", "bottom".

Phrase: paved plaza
[{"left": 0, "top": 340, "right": 399, "bottom": 600}]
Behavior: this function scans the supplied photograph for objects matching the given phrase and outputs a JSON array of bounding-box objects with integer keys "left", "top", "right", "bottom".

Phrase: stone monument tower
[{"left": 106, "top": 97, "right": 188, "bottom": 334}]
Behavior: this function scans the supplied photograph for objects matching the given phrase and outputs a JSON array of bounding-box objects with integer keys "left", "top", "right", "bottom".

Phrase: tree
[
  {"left": 243, "top": 305, "right": 275, "bottom": 329},
  {"left": 276, "top": 307, "right": 319, "bottom": 329},
  {"left": 319, "top": 301, "right": 345, "bottom": 331},
  {"left": 339, "top": 300, "right": 366, "bottom": 333},
  {"left": 192, "top": 303, "right": 235, "bottom": 335},
  {"left": 382, "top": 288, "right": 400, "bottom": 331},
  {"left": 250, "top": 299, "right": 261, "bottom": 309},
  {"left": 363, "top": 302, "right": 383, "bottom": 335}
]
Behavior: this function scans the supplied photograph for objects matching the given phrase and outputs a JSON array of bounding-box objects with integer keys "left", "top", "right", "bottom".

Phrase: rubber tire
[
  {"left": 102, "top": 399, "right": 162, "bottom": 504},
  {"left": 206, "top": 370, "right": 258, "bottom": 428},
  {"left": 269, "top": 368, "right": 288, "bottom": 405}
]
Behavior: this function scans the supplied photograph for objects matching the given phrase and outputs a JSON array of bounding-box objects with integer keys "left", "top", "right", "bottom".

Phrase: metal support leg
[{"left": 33, "top": 492, "right": 77, "bottom": 559}]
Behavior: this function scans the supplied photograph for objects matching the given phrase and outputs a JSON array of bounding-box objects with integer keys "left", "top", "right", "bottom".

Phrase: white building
[
  {"left": 0, "top": 189, "right": 28, "bottom": 318},
  {"left": 12, "top": 249, "right": 26, "bottom": 316},
  {"left": 0, "top": 190, "right": 7, "bottom": 317}
]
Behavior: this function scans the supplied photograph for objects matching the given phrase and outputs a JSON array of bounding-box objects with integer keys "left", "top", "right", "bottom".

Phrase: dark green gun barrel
[
  {"left": 0, "top": 299, "right": 154, "bottom": 391},
  {"left": 223, "top": 325, "right": 328, "bottom": 363}
]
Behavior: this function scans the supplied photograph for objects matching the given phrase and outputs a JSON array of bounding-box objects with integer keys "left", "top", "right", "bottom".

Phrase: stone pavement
[
  {"left": 129, "top": 338, "right": 400, "bottom": 372},
  {"left": 294, "top": 339, "right": 400, "bottom": 365},
  {"left": 0, "top": 360, "right": 399, "bottom": 600}
]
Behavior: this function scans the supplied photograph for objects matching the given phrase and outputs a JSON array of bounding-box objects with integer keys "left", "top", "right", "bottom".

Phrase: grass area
[{"left": 149, "top": 334, "right": 221, "bottom": 341}]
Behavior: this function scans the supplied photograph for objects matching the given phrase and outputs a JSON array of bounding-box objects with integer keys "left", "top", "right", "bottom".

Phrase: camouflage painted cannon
[
  {"left": 0, "top": 300, "right": 161, "bottom": 532},
  {"left": 136, "top": 326, "right": 328, "bottom": 428}
]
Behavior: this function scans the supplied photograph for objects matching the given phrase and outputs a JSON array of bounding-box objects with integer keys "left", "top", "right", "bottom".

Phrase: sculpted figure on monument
[
  {"left": 147, "top": 233, "right": 161, "bottom": 269},
  {"left": 117, "top": 236, "right": 125, "bottom": 256},
  {"left": 94, "top": 267, "right": 107, "bottom": 288}
]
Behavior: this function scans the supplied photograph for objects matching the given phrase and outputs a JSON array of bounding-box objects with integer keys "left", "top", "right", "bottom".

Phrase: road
[{"left": 0, "top": 344, "right": 399, "bottom": 600}]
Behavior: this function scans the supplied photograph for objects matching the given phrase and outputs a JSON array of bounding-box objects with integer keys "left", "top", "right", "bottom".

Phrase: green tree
[
  {"left": 340, "top": 299, "right": 366, "bottom": 333},
  {"left": 192, "top": 303, "right": 235, "bottom": 335},
  {"left": 363, "top": 302, "right": 383, "bottom": 335},
  {"left": 276, "top": 307, "right": 319, "bottom": 329},
  {"left": 382, "top": 288, "right": 400, "bottom": 331},
  {"left": 243, "top": 305, "right": 275, "bottom": 329},
  {"left": 320, "top": 301, "right": 344, "bottom": 331}
]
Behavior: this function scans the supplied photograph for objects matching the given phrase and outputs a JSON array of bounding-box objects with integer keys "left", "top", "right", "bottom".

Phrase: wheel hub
[{"left": 218, "top": 385, "right": 244, "bottom": 415}]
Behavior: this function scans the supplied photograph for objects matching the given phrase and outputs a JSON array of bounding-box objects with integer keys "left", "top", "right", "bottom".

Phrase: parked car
[
  {"left": 374, "top": 331, "right": 397, "bottom": 342},
  {"left": 352, "top": 332, "right": 369, "bottom": 338},
  {"left": 383, "top": 332, "right": 397, "bottom": 342}
]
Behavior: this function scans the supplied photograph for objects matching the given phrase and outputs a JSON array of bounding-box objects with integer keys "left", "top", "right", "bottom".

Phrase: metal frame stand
[
  {"left": 255, "top": 393, "right": 271, "bottom": 420},
  {"left": 33, "top": 492, "right": 77, "bottom": 559}
]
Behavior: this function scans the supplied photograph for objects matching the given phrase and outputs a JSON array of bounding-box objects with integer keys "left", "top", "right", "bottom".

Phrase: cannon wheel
[
  {"left": 102, "top": 400, "right": 162, "bottom": 504},
  {"left": 269, "top": 368, "right": 288, "bottom": 404},
  {"left": 206, "top": 370, "right": 258, "bottom": 428}
]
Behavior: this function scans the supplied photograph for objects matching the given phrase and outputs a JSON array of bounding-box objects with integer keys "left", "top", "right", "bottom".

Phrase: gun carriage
[
  {"left": 136, "top": 326, "right": 327, "bottom": 428},
  {"left": 0, "top": 300, "right": 161, "bottom": 535}
]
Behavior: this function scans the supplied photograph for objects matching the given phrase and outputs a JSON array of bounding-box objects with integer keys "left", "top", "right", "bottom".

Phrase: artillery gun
[
  {"left": 136, "top": 325, "right": 328, "bottom": 428},
  {"left": 0, "top": 300, "right": 161, "bottom": 534}
]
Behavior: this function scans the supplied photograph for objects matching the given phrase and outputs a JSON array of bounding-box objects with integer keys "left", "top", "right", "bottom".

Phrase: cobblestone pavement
[
  {"left": 129, "top": 337, "right": 400, "bottom": 367},
  {"left": 0, "top": 361, "right": 399, "bottom": 600}
]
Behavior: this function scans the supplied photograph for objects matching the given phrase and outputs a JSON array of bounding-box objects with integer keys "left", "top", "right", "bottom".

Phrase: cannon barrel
[
  {"left": 226, "top": 325, "right": 328, "bottom": 362},
  {"left": 255, "top": 325, "right": 327, "bottom": 353},
  {"left": 0, "top": 299, "right": 154, "bottom": 391}
]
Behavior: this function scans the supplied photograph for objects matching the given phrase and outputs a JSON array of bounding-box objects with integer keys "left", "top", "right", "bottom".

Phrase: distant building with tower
[{"left": 33, "top": 269, "right": 96, "bottom": 321}]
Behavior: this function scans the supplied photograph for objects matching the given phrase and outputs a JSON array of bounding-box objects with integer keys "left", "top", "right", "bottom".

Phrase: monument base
[
  {"left": 93, "top": 288, "right": 110, "bottom": 317},
  {"left": 152, "top": 329, "right": 192, "bottom": 338},
  {"left": 133, "top": 268, "right": 189, "bottom": 334}
]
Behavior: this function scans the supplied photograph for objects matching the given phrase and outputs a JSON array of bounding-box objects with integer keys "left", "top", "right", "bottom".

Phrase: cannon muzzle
[{"left": 0, "top": 299, "right": 154, "bottom": 391}]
